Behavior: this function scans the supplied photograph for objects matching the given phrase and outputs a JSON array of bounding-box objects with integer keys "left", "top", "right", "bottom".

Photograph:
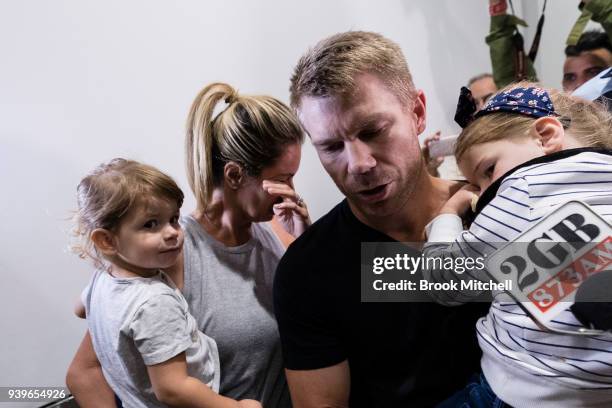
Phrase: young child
[
  {"left": 423, "top": 83, "right": 612, "bottom": 407},
  {"left": 73, "top": 158, "right": 261, "bottom": 408}
]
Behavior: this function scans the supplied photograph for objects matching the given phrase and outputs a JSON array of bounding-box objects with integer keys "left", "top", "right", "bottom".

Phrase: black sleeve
[{"left": 273, "top": 244, "right": 347, "bottom": 370}]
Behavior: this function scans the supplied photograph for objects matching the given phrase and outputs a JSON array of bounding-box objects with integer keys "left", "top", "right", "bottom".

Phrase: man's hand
[{"left": 439, "top": 184, "right": 480, "bottom": 217}]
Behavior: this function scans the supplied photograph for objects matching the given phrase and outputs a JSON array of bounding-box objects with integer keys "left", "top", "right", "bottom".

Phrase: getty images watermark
[
  {"left": 360, "top": 242, "right": 509, "bottom": 302},
  {"left": 360, "top": 204, "right": 612, "bottom": 305},
  {"left": 370, "top": 252, "right": 511, "bottom": 292}
]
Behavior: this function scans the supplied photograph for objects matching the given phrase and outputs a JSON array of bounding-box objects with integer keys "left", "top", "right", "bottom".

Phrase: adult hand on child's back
[{"left": 439, "top": 184, "right": 480, "bottom": 218}]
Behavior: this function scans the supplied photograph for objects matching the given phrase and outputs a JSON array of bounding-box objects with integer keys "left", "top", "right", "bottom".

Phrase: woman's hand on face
[
  {"left": 263, "top": 180, "right": 311, "bottom": 238},
  {"left": 439, "top": 183, "right": 480, "bottom": 218}
]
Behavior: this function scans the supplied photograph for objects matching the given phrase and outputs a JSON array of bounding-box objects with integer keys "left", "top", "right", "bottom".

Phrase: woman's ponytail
[{"left": 185, "top": 82, "right": 237, "bottom": 208}]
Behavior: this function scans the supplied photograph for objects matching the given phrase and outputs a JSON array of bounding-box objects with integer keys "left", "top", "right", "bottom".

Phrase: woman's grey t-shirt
[{"left": 180, "top": 215, "right": 290, "bottom": 408}]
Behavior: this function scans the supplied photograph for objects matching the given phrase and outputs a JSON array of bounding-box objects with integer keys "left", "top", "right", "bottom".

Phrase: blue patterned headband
[{"left": 454, "top": 85, "right": 557, "bottom": 128}]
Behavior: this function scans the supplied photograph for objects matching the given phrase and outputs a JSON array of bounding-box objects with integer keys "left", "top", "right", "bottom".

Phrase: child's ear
[
  {"left": 531, "top": 117, "right": 564, "bottom": 154},
  {"left": 90, "top": 229, "right": 117, "bottom": 256},
  {"left": 224, "top": 162, "right": 244, "bottom": 189}
]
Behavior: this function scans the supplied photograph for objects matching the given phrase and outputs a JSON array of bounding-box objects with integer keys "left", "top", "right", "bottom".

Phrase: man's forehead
[
  {"left": 299, "top": 95, "right": 391, "bottom": 141},
  {"left": 589, "top": 48, "right": 612, "bottom": 65},
  {"left": 564, "top": 52, "right": 608, "bottom": 71},
  {"left": 470, "top": 77, "right": 497, "bottom": 94}
]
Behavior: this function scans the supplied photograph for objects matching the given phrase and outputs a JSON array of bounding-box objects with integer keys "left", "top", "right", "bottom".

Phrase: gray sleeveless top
[{"left": 180, "top": 215, "right": 290, "bottom": 407}]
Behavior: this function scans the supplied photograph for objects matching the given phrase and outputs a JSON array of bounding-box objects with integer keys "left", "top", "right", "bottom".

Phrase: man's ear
[
  {"left": 224, "top": 162, "right": 244, "bottom": 189},
  {"left": 412, "top": 90, "right": 427, "bottom": 135},
  {"left": 530, "top": 117, "right": 564, "bottom": 154},
  {"left": 90, "top": 229, "right": 117, "bottom": 256}
]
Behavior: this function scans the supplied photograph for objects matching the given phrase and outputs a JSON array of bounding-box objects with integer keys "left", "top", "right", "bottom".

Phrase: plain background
[{"left": 0, "top": 0, "right": 599, "bottom": 403}]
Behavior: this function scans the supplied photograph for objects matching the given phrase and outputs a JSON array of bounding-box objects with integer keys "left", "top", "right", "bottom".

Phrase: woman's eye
[
  {"left": 143, "top": 220, "right": 158, "bottom": 229},
  {"left": 484, "top": 164, "right": 495, "bottom": 178}
]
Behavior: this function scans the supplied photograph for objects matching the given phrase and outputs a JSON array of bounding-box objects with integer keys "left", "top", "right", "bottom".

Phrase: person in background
[
  {"left": 488, "top": 0, "right": 612, "bottom": 91},
  {"left": 564, "top": 30, "right": 612, "bottom": 91},
  {"left": 468, "top": 73, "right": 499, "bottom": 110},
  {"left": 423, "top": 73, "right": 498, "bottom": 177}
]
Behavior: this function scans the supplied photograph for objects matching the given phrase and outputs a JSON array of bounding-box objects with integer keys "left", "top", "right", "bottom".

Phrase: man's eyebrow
[
  {"left": 353, "top": 113, "right": 392, "bottom": 131},
  {"left": 585, "top": 65, "right": 606, "bottom": 72},
  {"left": 312, "top": 133, "right": 344, "bottom": 147},
  {"left": 312, "top": 138, "right": 338, "bottom": 147},
  {"left": 312, "top": 113, "right": 392, "bottom": 146}
]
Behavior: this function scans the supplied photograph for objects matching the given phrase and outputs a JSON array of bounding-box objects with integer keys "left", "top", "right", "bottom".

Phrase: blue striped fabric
[{"left": 423, "top": 151, "right": 612, "bottom": 406}]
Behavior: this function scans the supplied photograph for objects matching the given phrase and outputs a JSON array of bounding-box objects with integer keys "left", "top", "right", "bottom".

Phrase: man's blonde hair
[
  {"left": 455, "top": 82, "right": 612, "bottom": 162},
  {"left": 185, "top": 82, "right": 304, "bottom": 210},
  {"left": 289, "top": 31, "right": 417, "bottom": 109}
]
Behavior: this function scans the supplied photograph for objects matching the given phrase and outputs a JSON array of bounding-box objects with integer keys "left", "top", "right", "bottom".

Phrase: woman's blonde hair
[
  {"left": 185, "top": 82, "right": 304, "bottom": 209},
  {"left": 72, "top": 158, "right": 184, "bottom": 268},
  {"left": 455, "top": 81, "right": 612, "bottom": 163}
]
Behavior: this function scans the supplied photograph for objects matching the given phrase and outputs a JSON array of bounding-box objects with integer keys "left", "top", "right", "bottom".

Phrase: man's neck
[{"left": 350, "top": 175, "right": 463, "bottom": 242}]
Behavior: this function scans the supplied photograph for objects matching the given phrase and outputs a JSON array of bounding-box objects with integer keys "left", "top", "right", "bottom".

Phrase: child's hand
[
  {"left": 238, "top": 399, "right": 263, "bottom": 408},
  {"left": 439, "top": 184, "right": 480, "bottom": 217}
]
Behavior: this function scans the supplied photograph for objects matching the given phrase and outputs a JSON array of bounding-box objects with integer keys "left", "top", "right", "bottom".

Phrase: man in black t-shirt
[{"left": 274, "top": 31, "right": 488, "bottom": 407}]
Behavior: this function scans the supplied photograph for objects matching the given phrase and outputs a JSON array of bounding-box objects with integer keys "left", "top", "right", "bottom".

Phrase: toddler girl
[
  {"left": 424, "top": 83, "right": 612, "bottom": 407},
  {"left": 73, "top": 158, "right": 260, "bottom": 408}
]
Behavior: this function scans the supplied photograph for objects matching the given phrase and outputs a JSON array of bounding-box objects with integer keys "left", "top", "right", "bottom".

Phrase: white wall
[{"left": 0, "top": 0, "right": 590, "bottom": 400}]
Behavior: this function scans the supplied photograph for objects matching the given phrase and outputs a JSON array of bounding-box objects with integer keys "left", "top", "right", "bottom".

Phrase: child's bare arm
[
  {"left": 148, "top": 353, "right": 261, "bottom": 408},
  {"left": 423, "top": 177, "right": 533, "bottom": 304},
  {"left": 66, "top": 331, "right": 117, "bottom": 408},
  {"left": 439, "top": 184, "right": 480, "bottom": 217}
]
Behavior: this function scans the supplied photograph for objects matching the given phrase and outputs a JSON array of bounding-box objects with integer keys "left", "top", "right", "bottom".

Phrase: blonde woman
[{"left": 67, "top": 83, "right": 309, "bottom": 408}]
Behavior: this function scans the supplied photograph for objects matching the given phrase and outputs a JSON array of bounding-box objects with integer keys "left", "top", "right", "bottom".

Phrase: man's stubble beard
[{"left": 347, "top": 158, "right": 425, "bottom": 219}]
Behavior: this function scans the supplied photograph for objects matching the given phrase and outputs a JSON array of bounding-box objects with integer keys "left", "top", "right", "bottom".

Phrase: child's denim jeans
[{"left": 436, "top": 373, "right": 511, "bottom": 408}]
